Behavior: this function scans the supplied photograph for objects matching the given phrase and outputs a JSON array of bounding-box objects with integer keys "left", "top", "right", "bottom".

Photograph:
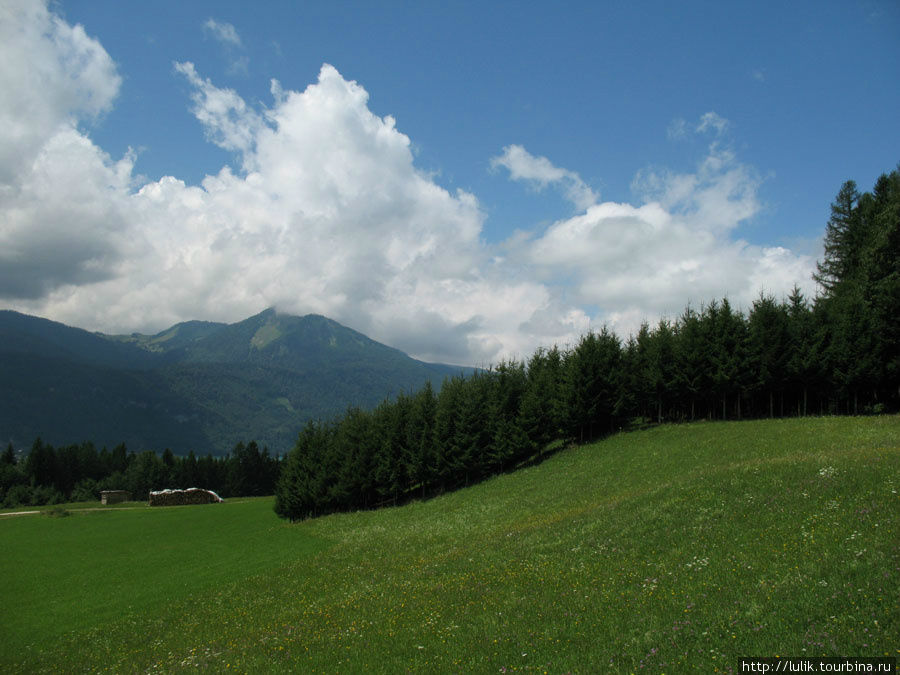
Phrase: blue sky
[{"left": 1, "top": 0, "right": 898, "bottom": 365}]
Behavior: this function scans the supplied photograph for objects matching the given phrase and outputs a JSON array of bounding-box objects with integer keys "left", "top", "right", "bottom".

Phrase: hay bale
[{"left": 148, "top": 488, "right": 223, "bottom": 506}]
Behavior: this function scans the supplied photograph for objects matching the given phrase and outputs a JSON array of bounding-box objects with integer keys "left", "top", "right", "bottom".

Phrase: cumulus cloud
[
  {"left": 0, "top": 3, "right": 555, "bottom": 365},
  {"left": 631, "top": 145, "right": 762, "bottom": 234},
  {"left": 520, "top": 126, "right": 816, "bottom": 337},
  {"left": 491, "top": 144, "right": 597, "bottom": 211},
  {"left": 0, "top": 3, "right": 817, "bottom": 366},
  {"left": 0, "top": 0, "right": 120, "bottom": 182},
  {"left": 0, "top": 0, "right": 128, "bottom": 298}
]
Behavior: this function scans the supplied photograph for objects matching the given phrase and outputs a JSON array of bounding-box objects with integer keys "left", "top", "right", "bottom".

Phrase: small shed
[{"left": 100, "top": 490, "right": 131, "bottom": 505}]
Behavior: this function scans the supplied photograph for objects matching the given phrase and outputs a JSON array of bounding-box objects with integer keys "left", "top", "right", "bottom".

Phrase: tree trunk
[
  {"left": 769, "top": 391, "right": 774, "bottom": 418},
  {"left": 803, "top": 387, "right": 808, "bottom": 417}
]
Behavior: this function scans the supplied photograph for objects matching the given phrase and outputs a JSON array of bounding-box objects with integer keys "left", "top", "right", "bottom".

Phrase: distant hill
[{"left": 0, "top": 309, "right": 466, "bottom": 455}]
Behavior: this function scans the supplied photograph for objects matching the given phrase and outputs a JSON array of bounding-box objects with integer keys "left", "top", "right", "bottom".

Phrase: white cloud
[
  {"left": 0, "top": 0, "right": 127, "bottom": 298},
  {"left": 203, "top": 18, "right": 242, "bottom": 48},
  {"left": 491, "top": 144, "right": 597, "bottom": 211},
  {"left": 0, "top": 4, "right": 818, "bottom": 366},
  {"left": 519, "top": 129, "right": 816, "bottom": 338},
  {"left": 1, "top": 7, "right": 556, "bottom": 365},
  {"left": 0, "top": 0, "right": 120, "bottom": 183},
  {"left": 632, "top": 146, "right": 762, "bottom": 234},
  {"left": 174, "top": 61, "right": 264, "bottom": 159},
  {"left": 696, "top": 111, "right": 729, "bottom": 136},
  {"left": 202, "top": 18, "right": 247, "bottom": 75}
]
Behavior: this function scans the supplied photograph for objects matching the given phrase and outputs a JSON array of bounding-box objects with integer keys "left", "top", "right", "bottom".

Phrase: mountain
[
  {"left": 0, "top": 309, "right": 466, "bottom": 455},
  {"left": 0, "top": 309, "right": 158, "bottom": 369}
]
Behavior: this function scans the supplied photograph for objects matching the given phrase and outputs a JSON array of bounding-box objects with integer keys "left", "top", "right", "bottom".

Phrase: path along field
[{"left": 1, "top": 416, "right": 898, "bottom": 673}]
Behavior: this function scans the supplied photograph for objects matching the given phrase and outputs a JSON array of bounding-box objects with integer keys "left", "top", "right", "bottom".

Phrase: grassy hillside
[{"left": 2, "top": 416, "right": 897, "bottom": 672}]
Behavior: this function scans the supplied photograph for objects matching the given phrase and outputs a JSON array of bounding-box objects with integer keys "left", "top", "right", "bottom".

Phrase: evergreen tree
[
  {"left": 748, "top": 294, "right": 789, "bottom": 417},
  {"left": 488, "top": 360, "right": 528, "bottom": 472},
  {"left": 452, "top": 372, "right": 494, "bottom": 485},
  {"left": 519, "top": 346, "right": 567, "bottom": 451},
  {"left": 373, "top": 396, "right": 409, "bottom": 505},
  {"left": 433, "top": 375, "right": 464, "bottom": 492},
  {"left": 177, "top": 450, "right": 200, "bottom": 488},
  {"left": 275, "top": 420, "right": 332, "bottom": 520},
  {"left": 649, "top": 319, "right": 677, "bottom": 423},
  {"left": 624, "top": 324, "right": 655, "bottom": 422},
  {"left": 814, "top": 180, "right": 861, "bottom": 293},
  {"left": 674, "top": 307, "right": 706, "bottom": 420},
  {"left": 822, "top": 284, "right": 880, "bottom": 414},
  {"left": 566, "top": 328, "right": 623, "bottom": 441},
  {"left": 331, "top": 407, "right": 375, "bottom": 510},
  {"left": 709, "top": 298, "right": 747, "bottom": 420},
  {"left": 785, "top": 286, "right": 820, "bottom": 415},
  {"left": 405, "top": 381, "right": 437, "bottom": 499},
  {"left": 25, "top": 438, "right": 57, "bottom": 489}
]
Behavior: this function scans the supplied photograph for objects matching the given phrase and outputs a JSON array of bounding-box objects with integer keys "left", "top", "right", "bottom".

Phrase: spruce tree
[
  {"left": 748, "top": 294, "right": 789, "bottom": 417},
  {"left": 815, "top": 180, "right": 861, "bottom": 293}
]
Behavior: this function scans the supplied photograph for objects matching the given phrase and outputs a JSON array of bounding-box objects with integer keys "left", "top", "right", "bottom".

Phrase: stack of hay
[{"left": 148, "top": 488, "right": 224, "bottom": 506}]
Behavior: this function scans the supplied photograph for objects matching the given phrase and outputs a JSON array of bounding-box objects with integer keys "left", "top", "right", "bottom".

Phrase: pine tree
[
  {"left": 519, "top": 347, "right": 561, "bottom": 452},
  {"left": 405, "top": 381, "right": 437, "bottom": 499},
  {"left": 815, "top": 180, "right": 861, "bottom": 294},
  {"left": 650, "top": 319, "right": 677, "bottom": 423},
  {"left": 433, "top": 375, "right": 464, "bottom": 493},
  {"left": 566, "top": 328, "right": 623, "bottom": 441},
  {"left": 785, "top": 286, "right": 820, "bottom": 416},
  {"left": 373, "top": 396, "right": 409, "bottom": 505},
  {"left": 488, "top": 360, "right": 528, "bottom": 472},
  {"left": 748, "top": 294, "right": 789, "bottom": 417},
  {"left": 453, "top": 372, "right": 493, "bottom": 485},
  {"left": 709, "top": 298, "right": 747, "bottom": 420},
  {"left": 674, "top": 307, "right": 706, "bottom": 420}
]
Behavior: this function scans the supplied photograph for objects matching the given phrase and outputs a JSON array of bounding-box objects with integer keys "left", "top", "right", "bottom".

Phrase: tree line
[
  {"left": 3, "top": 167, "right": 896, "bottom": 516},
  {"left": 275, "top": 165, "right": 900, "bottom": 521},
  {"left": 0, "top": 439, "right": 280, "bottom": 507}
]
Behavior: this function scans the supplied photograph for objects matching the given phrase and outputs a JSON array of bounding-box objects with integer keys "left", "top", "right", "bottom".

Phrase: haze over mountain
[{"left": 0, "top": 308, "right": 465, "bottom": 455}]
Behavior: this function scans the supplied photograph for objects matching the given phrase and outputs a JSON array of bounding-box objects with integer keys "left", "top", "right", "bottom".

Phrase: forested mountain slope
[{"left": 0, "top": 309, "right": 464, "bottom": 455}]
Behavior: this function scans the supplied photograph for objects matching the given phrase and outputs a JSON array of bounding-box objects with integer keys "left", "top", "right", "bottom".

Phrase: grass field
[{"left": 2, "top": 416, "right": 898, "bottom": 673}]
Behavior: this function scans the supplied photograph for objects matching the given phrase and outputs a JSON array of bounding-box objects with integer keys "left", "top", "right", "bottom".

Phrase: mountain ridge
[{"left": 0, "top": 308, "right": 466, "bottom": 455}]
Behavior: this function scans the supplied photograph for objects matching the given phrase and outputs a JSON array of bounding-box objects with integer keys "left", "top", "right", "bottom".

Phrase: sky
[{"left": 1, "top": 0, "right": 898, "bottom": 366}]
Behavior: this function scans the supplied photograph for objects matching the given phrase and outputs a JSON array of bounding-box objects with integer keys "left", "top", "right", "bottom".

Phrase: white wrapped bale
[{"left": 148, "top": 488, "right": 224, "bottom": 506}]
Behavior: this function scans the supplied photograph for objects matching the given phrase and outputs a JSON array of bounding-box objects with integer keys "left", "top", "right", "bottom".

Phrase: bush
[
  {"left": 3, "top": 484, "right": 32, "bottom": 508},
  {"left": 30, "top": 485, "right": 63, "bottom": 506},
  {"left": 71, "top": 478, "right": 99, "bottom": 503}
]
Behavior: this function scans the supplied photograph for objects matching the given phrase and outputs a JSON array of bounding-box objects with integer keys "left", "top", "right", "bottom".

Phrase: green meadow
[{"left": 2, "top": 416, "right": 898, "bottom": 673}]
